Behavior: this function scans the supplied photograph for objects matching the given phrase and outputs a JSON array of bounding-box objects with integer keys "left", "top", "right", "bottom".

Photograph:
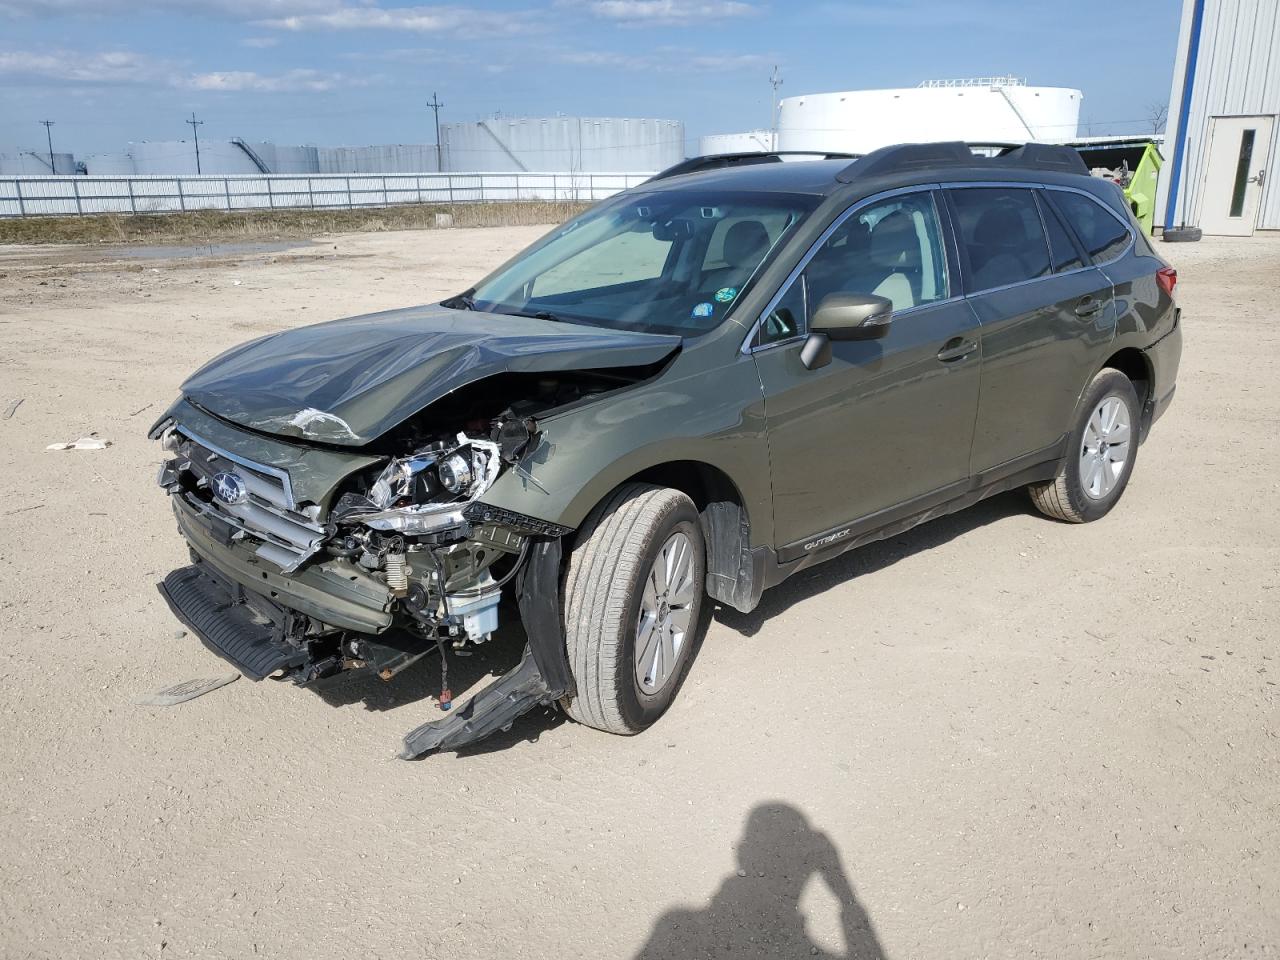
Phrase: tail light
[{"left": 1156, "top": 266, "right": 1177, "bottom": 296}]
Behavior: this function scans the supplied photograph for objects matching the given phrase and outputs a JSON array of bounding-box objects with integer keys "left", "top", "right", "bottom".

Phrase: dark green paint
[{"left": 160, "top": 148, "right": 1182, "bottom": 584}]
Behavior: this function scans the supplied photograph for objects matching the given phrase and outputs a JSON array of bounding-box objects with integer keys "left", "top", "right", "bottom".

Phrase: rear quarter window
[{"left": 1052, "top": 191, "right": 1131, "bottom": 264}]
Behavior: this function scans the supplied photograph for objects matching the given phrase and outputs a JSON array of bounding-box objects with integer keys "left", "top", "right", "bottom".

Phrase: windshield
[{"left": 459, "top": 189, "right": 819, "bottom": 336}]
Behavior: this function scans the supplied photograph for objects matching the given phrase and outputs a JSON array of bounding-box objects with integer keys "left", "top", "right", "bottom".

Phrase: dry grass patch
[{"left": 0, "top": 201, "right": 592, "bottom": 245}]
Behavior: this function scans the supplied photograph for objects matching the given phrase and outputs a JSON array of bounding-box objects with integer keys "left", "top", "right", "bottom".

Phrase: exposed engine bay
[{"left": 149, "top": 367, "right": 676, "bottom": 756}]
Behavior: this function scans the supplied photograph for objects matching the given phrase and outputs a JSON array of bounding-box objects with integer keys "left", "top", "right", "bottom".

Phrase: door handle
[
  {"left": 1248, "top": 168, "right": 1266, "bottom": 186},
  {"left": 1075, "top": 296, "right": 1105, "bottom": 318},
  {"left": 937, "top": 338, "right": 978, "bottom": 363}
]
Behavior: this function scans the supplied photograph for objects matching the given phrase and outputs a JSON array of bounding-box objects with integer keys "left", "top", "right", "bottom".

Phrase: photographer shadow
[{"left": 635, "top": 802, "right": 885, "bottom": 960}]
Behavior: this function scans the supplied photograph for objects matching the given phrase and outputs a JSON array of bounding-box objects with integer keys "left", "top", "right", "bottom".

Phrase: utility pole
[
  {"left": 185, "top": 112, "right": 204, "bottom": 175},
  {"left": 427, "top": 92, "right": 444, "bottom": 172},
  {"left": 39, "top": 120, "right": 56, "bottom": 173},
  {"left": 768, "top": 66, "right": 783, "bottom": 150}
]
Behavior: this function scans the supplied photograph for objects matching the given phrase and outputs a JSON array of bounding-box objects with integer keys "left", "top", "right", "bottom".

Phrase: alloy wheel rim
[
  {"left": 1079, "top": 395, "right": 1132, "bottom": 500},
  {"left": 635, "top": 531, "right": 697, "bottom": 695}
]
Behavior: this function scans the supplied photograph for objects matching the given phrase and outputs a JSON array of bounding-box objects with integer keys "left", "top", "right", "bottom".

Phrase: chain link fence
[{"left": 0, "top": 171, "right": 655, "bottom": 218}]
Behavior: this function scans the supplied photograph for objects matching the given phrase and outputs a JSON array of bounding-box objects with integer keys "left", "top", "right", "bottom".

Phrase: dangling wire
[{"left": 434, "top": 634, "right": 451, "bottom": 711}]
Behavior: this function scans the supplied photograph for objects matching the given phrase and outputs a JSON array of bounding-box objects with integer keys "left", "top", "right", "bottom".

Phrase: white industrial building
[
  {"left": 775, "top": 78, "right": 1081, "bottom": 155},
  {"left": 1156, "top": 0, "right": 1280, "bottom": 235},
  {"left": 439, "top": 117, "right": 683, "bottom": 173}
]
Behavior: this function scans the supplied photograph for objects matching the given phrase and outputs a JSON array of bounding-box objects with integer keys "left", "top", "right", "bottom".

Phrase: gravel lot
[{"left": 1, "top": 225, "right": 1276, "bottom": 960}]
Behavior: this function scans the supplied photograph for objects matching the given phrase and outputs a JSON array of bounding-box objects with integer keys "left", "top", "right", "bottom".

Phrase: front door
[
  {"left": 749, "top": 189, "right": 981, "bottom": 551},
  {"left": 1198, "top": 116, "right": 1274, "bottom": 237}
]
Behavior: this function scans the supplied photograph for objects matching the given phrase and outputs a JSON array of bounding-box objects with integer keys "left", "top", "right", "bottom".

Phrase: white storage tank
[
  {"left": 127, "top": 141, "right": 320, "bottom": 175},
  {"left": 0, "top": 151, "right": 77, "bottom": 175},
  {"left": 82, "top": 152, "right": 138, "bottom": 176},
  {"left": 778, "top": 77, "right": 1082, "bottom": 154},
  {"left": 317, "top": 144, "right": 439, "bottom": 174},
  {"left": 440, "top": 117, "right": 683, "bottom": 172},
  {"left": 697, "top": 130, "right": 776, "bottom": 156}
]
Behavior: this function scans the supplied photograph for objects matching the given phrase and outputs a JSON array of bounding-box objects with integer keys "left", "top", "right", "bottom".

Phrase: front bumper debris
[
  {"left": 159, "top": 564, "right": 310, "bottom": 681},
  {"left": 397, "top": 538, "right": 574, "bottom": 759},
  {"left": 399, "top": 646, "right": 556, "bottom": 757}
]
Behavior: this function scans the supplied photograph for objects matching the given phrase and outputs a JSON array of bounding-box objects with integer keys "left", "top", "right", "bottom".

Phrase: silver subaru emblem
[{"left": 211, "top": 471, "right": 248, "bottom": 505}]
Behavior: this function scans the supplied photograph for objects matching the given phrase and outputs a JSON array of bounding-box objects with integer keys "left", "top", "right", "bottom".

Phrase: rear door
[{"left": 947, "top": 185, "right": 1115, "bottom": 476}]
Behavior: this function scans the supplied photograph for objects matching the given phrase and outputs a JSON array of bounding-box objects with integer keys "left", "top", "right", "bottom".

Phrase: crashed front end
[{"left": 151, "top": 398, "right": 574, "bottom": 759}]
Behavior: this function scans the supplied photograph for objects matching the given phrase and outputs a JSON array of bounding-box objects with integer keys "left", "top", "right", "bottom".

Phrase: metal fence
[{"left": 0, "top": 171, "right": 656, "bottom": 218}]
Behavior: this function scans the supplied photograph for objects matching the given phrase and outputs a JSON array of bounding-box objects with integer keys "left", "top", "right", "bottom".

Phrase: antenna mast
[{"left": 768, "top": 67, "right": 783, "bottom": 150}]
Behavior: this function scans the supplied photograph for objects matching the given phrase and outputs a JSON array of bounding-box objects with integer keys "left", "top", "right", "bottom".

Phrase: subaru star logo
[{"left": 211, "top": 471, "right": 248, "bottom": 505}]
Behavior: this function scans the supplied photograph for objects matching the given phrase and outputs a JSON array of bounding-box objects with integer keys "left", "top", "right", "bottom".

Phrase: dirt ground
[{"left": 0, "top": 225, "right": 1276, "bottom": 960}]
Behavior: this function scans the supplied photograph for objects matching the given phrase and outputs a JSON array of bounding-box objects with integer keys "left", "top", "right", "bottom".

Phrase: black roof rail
[
  {"left": 836, "top": 140, "right": 1089, "bottom": 182},
  {"left": 649, "top": 150, "right": 861, "bottom": 182},
  {"left": 993, "top": 142, "right": 1090, "bottom": 174}
]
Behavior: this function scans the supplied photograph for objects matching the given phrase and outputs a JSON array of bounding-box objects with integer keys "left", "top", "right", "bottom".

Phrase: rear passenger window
[
  {"left": 1037, "top": 193, "right": 1085, "bottom": 273},
  {"left": 1052, "top": 191, "right": 1130, "bottom": 263},
  {"left": 950, "top": 188, "right": 1051, "bottom": 291}
]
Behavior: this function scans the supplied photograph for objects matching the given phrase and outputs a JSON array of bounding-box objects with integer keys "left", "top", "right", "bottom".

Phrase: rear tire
[
  {"left": 1029, "top": 369, "right": 1140, "bottom": 523},
  {"left": 561, "top": 483, "right": 705, "bottom": 735}
]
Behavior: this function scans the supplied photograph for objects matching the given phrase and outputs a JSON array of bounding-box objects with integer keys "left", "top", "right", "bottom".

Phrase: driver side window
[{"left": 757, "top": 192, "right": 949, "bottom": 347}]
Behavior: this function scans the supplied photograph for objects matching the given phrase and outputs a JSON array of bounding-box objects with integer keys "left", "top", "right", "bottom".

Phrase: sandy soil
[{"left": 0, "top": 226, "right": 1276, "bottom": 960}]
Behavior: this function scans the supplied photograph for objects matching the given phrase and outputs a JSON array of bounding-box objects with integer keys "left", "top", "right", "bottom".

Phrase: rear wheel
[
  {"left": 1029, "top": 369, "right": 1140, "bottom": 523},
  {"left": 561, "top": 483, "right": 705, "bottom": 735}
]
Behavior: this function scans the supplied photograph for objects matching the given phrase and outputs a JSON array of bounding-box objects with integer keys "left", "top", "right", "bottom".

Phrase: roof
[
  {"left": 645, "top": 157, "right": 854, "bottom": 194},
  {"left": 646, "top": 142, "right": 1092, "bottom": 197}
]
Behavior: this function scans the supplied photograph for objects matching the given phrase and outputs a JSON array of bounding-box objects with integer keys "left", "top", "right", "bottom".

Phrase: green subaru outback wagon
[{"left": 152, "top": 142, "right": 1182, "bottom": 757}]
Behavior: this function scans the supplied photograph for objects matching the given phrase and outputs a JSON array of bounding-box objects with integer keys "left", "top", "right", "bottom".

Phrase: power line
[
  {"left": 185, "top": 112, "right": 204, "bottom": 175},
  {"left": 427, "top": 92, "right": 444, "bottom": 172},
  {"left": 39, "top": 120, "right": 55, "bottom": 174}
]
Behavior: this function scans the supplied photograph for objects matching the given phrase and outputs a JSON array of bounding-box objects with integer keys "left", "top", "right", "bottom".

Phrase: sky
[{"left": 0, "top": 0, "right": 1183, "bottom": 159}]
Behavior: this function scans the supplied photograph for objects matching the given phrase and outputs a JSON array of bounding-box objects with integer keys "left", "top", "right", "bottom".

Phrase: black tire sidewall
[
  {"left": 1062, "top": 372, "right": 1140, "bottom": 521},
  {"left": 614, "top": 503, "right": 705, "bottom": 731}
]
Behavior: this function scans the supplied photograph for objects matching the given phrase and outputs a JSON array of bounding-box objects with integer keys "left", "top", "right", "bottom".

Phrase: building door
[{"left": 1198, "top": 116, "right": 1273, "bottom": 236}]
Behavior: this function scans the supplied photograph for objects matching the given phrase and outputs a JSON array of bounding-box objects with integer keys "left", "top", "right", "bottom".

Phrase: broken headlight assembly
[{"left": 328, "top": 424, "right": 540, "bottom": 661}]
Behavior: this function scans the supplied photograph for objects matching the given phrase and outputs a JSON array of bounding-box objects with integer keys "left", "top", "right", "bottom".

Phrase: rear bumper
[
  {"left": 172, "top": 495, "right": 393, "bottom": 634},
  {"left": 1142, "top": 307, "right": 1182, "bottom": 437}
]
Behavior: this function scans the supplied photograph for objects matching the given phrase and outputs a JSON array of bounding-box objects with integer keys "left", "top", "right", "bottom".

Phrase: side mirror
[{"left": 810, "top": 293, "right": 894, "bottom": 341}]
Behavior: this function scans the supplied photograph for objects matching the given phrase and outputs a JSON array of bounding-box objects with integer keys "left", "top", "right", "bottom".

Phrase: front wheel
[
  {"left": 1029, "top": 369, "right": 1140, "bottom": 523},
  {"left": 561, "top": 483, "right": 705, "bottom": 735}
]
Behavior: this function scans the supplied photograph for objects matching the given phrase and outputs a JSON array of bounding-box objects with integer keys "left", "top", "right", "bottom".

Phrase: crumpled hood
[{"left": 182, "top": 303, "right": 681, "bottom": 446}]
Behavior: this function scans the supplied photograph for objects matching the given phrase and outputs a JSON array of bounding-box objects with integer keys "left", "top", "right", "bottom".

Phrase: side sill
[{"left": 768, "top": 443, "right": 1065, "bottom": 583}]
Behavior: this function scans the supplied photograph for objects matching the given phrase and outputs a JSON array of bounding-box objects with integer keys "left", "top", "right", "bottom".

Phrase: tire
[
  {"left": 560, "top": 483, "right": 705, "bottom": 735},
  {"left": 1029, "top": 369, "right": 1140, "bottom": 523},
  {"left": 1161, "top": 227, "right": 1202, "bottom": 243}
]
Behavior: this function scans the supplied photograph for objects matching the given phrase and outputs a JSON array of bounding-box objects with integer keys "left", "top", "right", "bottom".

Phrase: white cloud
[
  {"left": 1, "top": 0, "right": 346, "bottom": 16},
  {"left": 185, "top": 68, "right": 355, "bottom": 92},
  {"left": 257, "top": 5, "right": 534, "bottom": 34},
  {"left": 558, "top": 0, "right": 758, "bottom": 25},
  {"left": 0, "top": 49, "right": 174, "bottom": 84},
  {"left": 0, "top": 47, "right": 359, "bottom": 93},
  {"left": 555, "top": 46, "right": 772, "bottom": 72}
]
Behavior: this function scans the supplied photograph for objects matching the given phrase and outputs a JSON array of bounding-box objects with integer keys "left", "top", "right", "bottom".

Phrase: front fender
[{"left": 475, "top": 350, "right": 775, "bottom": 547}]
